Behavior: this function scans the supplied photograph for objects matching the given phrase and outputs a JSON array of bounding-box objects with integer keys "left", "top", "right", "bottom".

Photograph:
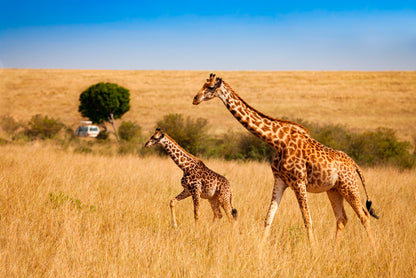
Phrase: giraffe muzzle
[{"left": 192, "top": 95, "right": 200, "bottom": 105}]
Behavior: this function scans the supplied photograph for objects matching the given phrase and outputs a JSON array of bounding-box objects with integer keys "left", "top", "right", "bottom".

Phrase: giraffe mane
[
  {"left": 222, "top": 80, "right": 310, "bottom": 135},
  {"left": 163, "top": 132, "right": 203, "bottom": 162}
]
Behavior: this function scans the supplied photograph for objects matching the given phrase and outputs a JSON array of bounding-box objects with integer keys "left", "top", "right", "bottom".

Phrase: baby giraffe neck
[{"left": 160, "top": 135, "right": 199, "bottom": 171}]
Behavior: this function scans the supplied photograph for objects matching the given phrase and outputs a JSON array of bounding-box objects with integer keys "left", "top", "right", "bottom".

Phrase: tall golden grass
[
  {"left": 1, "top": 69, "right": 415, "bottom": 276},
  {"left": 1, "top": 144, "right": 415, "bottom": 277},
  {"left": 1, "top": 69, "right": 415, "bottom": 141}
]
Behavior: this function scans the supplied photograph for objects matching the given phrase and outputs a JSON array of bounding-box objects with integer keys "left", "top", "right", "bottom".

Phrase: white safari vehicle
[{"left": 75, "top": 121, "right": 100, "bottom": 138}]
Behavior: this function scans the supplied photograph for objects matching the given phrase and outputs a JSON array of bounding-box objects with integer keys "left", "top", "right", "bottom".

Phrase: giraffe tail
[
  {"left": 232, "top": 208, "right": 238, "bottom": 220},
  {"left": 356, "top": 166, "right": 379, "bottom": 220},
  {"left": 230, "top": 193, "right": 238, "bottom": 220},
  {"left": 366, "top": 200, "right": 379, "bottom": 220}
]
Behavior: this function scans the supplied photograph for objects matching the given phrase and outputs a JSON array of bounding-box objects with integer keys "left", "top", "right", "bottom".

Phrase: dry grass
[
  {"left": 1, "top": 144, "right": 415, "bottom": 277},
  {"left": 1, "top": 69, "right": 415, "bottom": 276},
  {"left": 1, "top": 69, "right": 415, "bottom": 141}
]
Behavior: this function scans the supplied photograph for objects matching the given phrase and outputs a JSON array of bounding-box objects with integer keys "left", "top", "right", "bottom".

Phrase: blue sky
[{"left": 1, "top": 1, "right": 415, "bottom": 70}]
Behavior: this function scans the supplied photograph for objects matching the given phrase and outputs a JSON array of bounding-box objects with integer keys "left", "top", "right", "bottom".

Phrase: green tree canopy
[
  {"left": 79, "top": 82, "right": 130, "bottom": 142},
  {"left": 156, "top": 113, "right": 209, "bottom": 155}
]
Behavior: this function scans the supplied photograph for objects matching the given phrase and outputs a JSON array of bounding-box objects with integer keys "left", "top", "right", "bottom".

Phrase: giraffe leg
[
  {"left": 170, "top": 190, "right": 190, "bottom": 228},
  {"left": 263, "top": 176, "right": 288, "bottom": 241},
  {"left": 293, "top": 182, "right": 315, "bottom": 246},
  {"left": 209, "top": 199, "right": 223, "bottom": 221},
  {"left": 341, "top": 186, "right": 376, "bottom": 248},
  {"left": 220, "top": 197, "right": 234, "bottom": 224},
  {"left": 327, "top": 189, "right": 348, "bottom": 244},
  {"left": 191, "top": 192, "right": 201, "bottom": 226}
]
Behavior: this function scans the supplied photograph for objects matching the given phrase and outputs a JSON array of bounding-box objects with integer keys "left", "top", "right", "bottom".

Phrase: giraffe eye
[{"left": 208, "top": 86, "right": 215, "bottom": 90}]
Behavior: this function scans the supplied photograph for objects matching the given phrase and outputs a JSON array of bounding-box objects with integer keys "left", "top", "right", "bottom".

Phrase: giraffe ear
[{"left": 216, "top": 77, "right": 222, "bottom": 86}]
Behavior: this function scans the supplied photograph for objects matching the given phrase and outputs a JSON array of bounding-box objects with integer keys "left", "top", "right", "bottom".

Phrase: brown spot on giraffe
[
  {"left": 145, "top": 128, "right": 237, "bottom": 228},
  {"left": 192, "top": 73, "right": 379, "bottom": 247}
]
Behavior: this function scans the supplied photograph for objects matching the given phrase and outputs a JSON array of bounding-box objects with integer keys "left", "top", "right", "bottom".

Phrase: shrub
[
  {"left": 308, "top": 123, "right": 351, "bottom": 152},
  {"left": 299, "top": 119, "right": 415, "bottom": 169},
  {"left": 206, "top": 132, "right": 240, "bottom": 159},
  {"left": 238, "top": 133, "right": 276, "bottom": 161},
  {"left": 212, "top": 132, "right": 275, "bottom": 161},
  {"left": 117, "top": 121, "right": 142, "bottom": 155},
  {"left": 118, "top": 121, "right": 142, "bottom": 142},
  {"left": 57, "top": 127, "right": 79, "bottom": 148},
  {"left": 156, "top": 113, "right": 209, "bottom": 156},
  {"left": 0, "top": 138, "right": 8, "bottom": 145},
  {"left": 0, "top": 115, "right": 21, "bottom": 135},
  {"left": 348, "top": 128, "right": 415, "bottom": 169},
  {"left": 24, "top": 114, "right": 64, "bottom": 140},
  {"left": 96, "top": 130, "right": 110, "bottom": 141}
]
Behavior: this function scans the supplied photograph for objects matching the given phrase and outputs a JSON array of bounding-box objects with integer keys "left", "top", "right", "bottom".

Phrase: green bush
[
  {"left": 156, "top": 113, "right": 209, "bottom": 156},
  {"left": 96, "top": 130, "right": 110, "bottom": 141},
  {"left": 117, "top": 121, "right": 142, "bottom": 155},
  {"left": 300, "top": 120, "right": 415, "bottom": 169},
  {"left": 118, "top": 121, "right": 142, "bottom": 142},
  {"left": 206, "top": 132, "right": 239, "bottom": 159},
  {"left": 211, "top": 132, "right": 275, "bottom": 161},
  {"left": 0, "top": 138, "right": 8, "bottom": 145},
  {"left": 348, "top": 128, "right": 415, "bottom": 169},
  {"left": 237, "top": 133, "right": 275, "bottom": 161},
  {"left": 24, "top": 114, "right": 64, "bottom": 140},
  {"left": 307, "top": 123, "right": 351, "bottom": 152},
  {"left": 152, "top": 114, "right": 414, "bottom": 168},
  {"left": 0, "top": 115, "right": 22, "bottom": 135},
  {"left": 2, "top": 112, "right": 413, "bottom": 169}
]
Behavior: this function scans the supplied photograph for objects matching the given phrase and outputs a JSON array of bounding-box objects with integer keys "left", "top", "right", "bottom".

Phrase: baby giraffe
[{"left": 145, "top": 128, "right": 237, "bottom": 227}]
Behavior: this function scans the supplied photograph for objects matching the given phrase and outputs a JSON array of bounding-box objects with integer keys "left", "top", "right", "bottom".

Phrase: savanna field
[{"left": 1, "top": 69, "right": 416, "bottom": 277}]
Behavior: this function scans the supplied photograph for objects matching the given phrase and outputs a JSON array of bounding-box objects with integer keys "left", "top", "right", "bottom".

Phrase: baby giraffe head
[
  {"left": 145, "top": 128, "right": 165, "bottom": 148},
  {"left": 192, "top": 73, "right": 223, "bottom": 105}
]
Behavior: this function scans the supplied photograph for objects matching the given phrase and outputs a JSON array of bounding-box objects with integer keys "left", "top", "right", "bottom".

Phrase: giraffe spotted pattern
[
  {"left": 145, "top": 128, "right": 237, "bottom": 228},
  {"left": 193, "top": 73, "right": 379, "bottom": 247}
]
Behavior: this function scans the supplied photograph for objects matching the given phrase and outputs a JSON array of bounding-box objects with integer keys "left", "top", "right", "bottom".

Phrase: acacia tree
[{"left": 78, "top": 82, "right": 130, "bottom": 142}]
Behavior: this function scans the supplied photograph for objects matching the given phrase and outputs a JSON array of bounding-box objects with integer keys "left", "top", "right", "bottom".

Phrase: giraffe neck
[
  {"left": 218, "top": 82, "right": 309, "bottom": 147},
  {"left": 159, "top": 134, "right": 200, "bottom": 172}
]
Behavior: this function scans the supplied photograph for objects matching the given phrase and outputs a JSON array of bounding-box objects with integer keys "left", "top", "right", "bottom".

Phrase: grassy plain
[
  {"left": 0, "top": 69, "right": 416, "bottom": 277},
  {"left": 1, "top": 69, "right": 416, "bottom": 141},
  {"left": 1, "top": 144, "right": 415, "bottom": 277}
]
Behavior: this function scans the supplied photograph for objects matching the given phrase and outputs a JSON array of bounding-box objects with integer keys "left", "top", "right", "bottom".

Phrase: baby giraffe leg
[
  {"left": 192, "top": 193, "right": 201, "bottom": 226},
  {"left": 221, "top": 199, "right": 235, "bottom": 224},
  {"left": 170, "top": 190, "right": 190, "bottom": 228}
]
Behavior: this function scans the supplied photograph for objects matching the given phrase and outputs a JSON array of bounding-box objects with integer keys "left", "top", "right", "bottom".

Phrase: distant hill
[{"left": 1, "top": 69, "right": 415, "bottom": 141}]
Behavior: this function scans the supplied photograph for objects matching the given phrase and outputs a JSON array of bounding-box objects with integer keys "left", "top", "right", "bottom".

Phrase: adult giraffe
[{"left": 192, "top": 73, "right": 378, "bottom": 247}]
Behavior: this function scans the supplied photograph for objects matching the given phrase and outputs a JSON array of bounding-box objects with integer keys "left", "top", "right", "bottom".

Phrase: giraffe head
[
  {"left": 192, "top": 73, "right": 223, "bottom": 105},
  {"left": 145, "top": 128, "right": 165, "bottom": 148}
]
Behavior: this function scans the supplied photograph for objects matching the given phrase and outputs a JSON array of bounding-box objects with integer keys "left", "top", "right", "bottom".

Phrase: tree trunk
[{"left": 108, "top": 113, "right": 120, "bottom": 143}]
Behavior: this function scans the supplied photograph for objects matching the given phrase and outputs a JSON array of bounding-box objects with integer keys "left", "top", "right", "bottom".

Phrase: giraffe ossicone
[
  {"left": 193, "top": 73, "right": 379, "bottom": 247},
  {"left": 145, "top": 128, "right": 237, "bottom": 228}
]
